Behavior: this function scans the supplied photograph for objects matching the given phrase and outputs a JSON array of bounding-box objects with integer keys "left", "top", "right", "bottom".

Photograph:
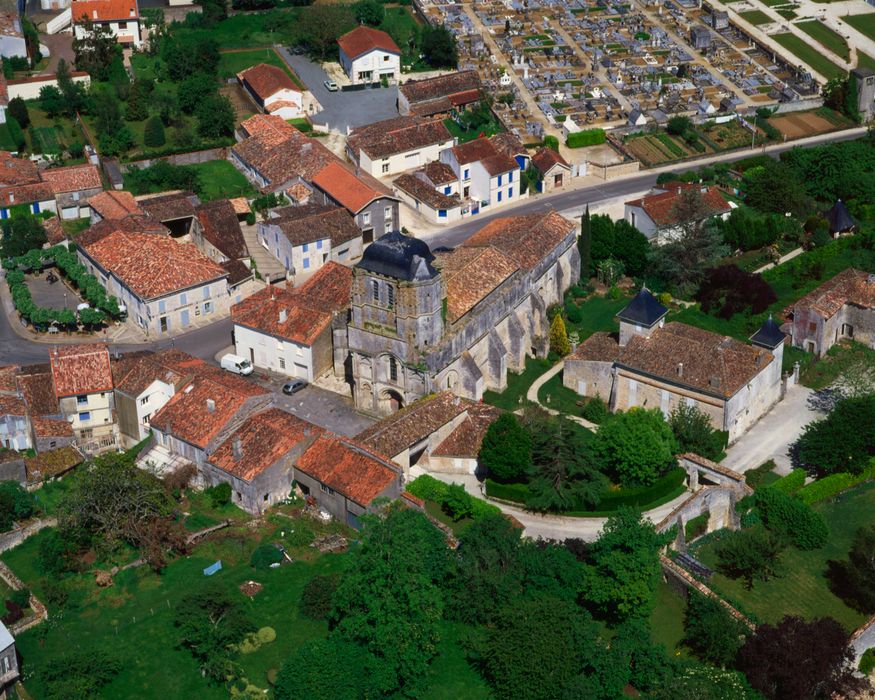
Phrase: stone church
[{"left": 334, "top": 211, "right": 580, "bottom": 415}]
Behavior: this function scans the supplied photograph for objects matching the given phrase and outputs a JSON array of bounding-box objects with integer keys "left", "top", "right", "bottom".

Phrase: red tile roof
[
  {"left": 437, "top": 246, "right": 518, "bottom": 321},
  {"left": 625, "top": 183, "right": 731, "bottom": 228},
  {"left": 0, "top": 366, "right": 17, "bottom": 393},
  {"left": 89, "top": 190, "right": 142, "bottom": 220},
  {"left": 196, "top": 199, "right": 248, "bottom": 260},
  {"left": 394, "top": 173, "right": 460, "bottom": 212},
  {"left": 40, "top": 164, "right": 102, "bottom": 194},
  {"left": 295, "top": 434, "right": 399, "bottom": 506},
  {"left": 451, "top": 137, "right": 517, "bottom": 176},
  {"left": 16, "top": 369, "right": 59, "bottom": 416},
  {"left": 72, "top": 0, "right": 138, "bottom": 22},
  {"left": 431, "top": 403, "right": 502, "bottom": 458},
  {"left": 348, "top": 116, "right": 452, "bottom": 160},
  {"left": 113, "top": 353, "right": 187, "bottom": 397},
  {"left": 531, "top": 147, "right": 570, "bottom": 173},
  {"left": 238, "top": 63, "right": 301, "bottom": 100},
  {"left": 464, "top": 210, "right": 575, "bottom": 270},
  {"left": 269, "top": 204, "right": 361, "bottom": 248},
  {"left": 337, "top": 26, "right": 400, "bottom": 61},
  {"left": 0, "top": 153, "right": 39, "bottom": 187},
  {"left": 420, "top": 161, "right": 457, "bottom": 186},
  {"left": 792, "top": 268, "right": 875, "bottom": 319},
  {"left": 25, "top": 446, "right": 83, "bottom": 482},
  {"left": 31, "top": 416, "right": 74, "bottom": 439},
  {"left": 238, "top": 114, "right": 298, "bottom": 143},
  {"left": 49, "top": 344, "right": 113, "bottom": 398},
  {"left": 311, "top": 161, "right": 385, "bottom": 214},
  {"left": 43, "top": 217, "right": 66, "bottom": 245},
  {"left": 210, "top": 408, "right": 322, "bottom": 481},
  {"left": 0, "top": 394, "right": 25, "bottom": 416},
  {"left": 0, "top": 181, "right": 54, "bottom": 207},
  {"left": 81, "top": 229, "right": 228, "bottom": 300},
  {"left": 399, "top": 71, "right": 482, "bottom": 110}
]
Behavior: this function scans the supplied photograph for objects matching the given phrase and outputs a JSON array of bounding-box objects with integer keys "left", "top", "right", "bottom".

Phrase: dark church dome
[{"left": 357, "top": 231, "right": 438, "bottom": 281}]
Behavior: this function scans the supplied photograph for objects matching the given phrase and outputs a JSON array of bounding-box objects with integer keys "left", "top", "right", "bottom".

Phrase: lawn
[
  {"left": 537, "top": 371, "right": 587, "bottom": 416},
  {"left": 845, "top": 12, "right": 875, "bottom": 43},
  {"left": 650, "top": 580, "right": 688, "bottom": 655},
  {"left": 795, "top": 20, "right": 850, "bottom": 61},
  {"left": 800, "top": 340, "right": 875, "bottom": 390},
  {"left": 174, "top": 10, "right": 300, "bottom": 51},
  {"left": 739, "top": 9, "right": 774, "bottom": 25},
  {"left": 186, "top": 160, "right": 255, "bottom": 200},
  {"left": 564, "top": 293, "right": 632, "bottom": 340},
  {"left": 0, "top": 121, "right": 20, "bottom": 151},
  {"left": 858, "top": 50, "right": 875, "bottom": 72},
  {"left": 759, "top": 0, "right": 788, "bottom": 7},
  {"left": 777, "top": 8, "right": 797, "bottom": 19},
  {"left": 483, "top": 356, "right": 552, "bottom": 410},
  {"left": 692, "top": 482, "right": 875, "bottom": 631},
  {"left": 772, "top": 33, "right": 845, "bottom": 80},
  {"left": 218, "top": 48, "right": 305, "bottom": 90}
]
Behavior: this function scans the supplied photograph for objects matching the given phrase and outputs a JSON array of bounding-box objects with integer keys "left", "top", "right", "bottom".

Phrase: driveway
[{"left": 277, "top": 49, "right": 399, "bottom": 132}]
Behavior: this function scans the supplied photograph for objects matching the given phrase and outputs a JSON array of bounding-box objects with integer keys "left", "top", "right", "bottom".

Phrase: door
[
  {"left": 555, "top": 174, "right": 563, "bottom": 187},
  {"left": 180, "top": 310, "right": 190, "bottom": 328},
  {"left": 159, "top": 316, "right": 168, "bottom": 333}
]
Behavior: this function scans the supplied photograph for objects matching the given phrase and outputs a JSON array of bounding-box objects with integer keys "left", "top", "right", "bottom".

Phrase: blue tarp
[{"left": 203, "top": 560, "right": 222, "bottom": 576}]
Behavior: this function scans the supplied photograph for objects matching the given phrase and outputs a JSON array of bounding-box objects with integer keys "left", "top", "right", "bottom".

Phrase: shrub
[
  {"left": 592, "top": 408, "right": 678, "bottom": 487},
  {"left": 300, "top": 573, "right": 339, "bottom": 620},
  {"left": 860, "top": 648, "right": 875, "bottom": 675},
  {"left": 684, "top": 513, "right": 709, "bottom": 541},
  {"left": 484, "top": 479, "right": 531, "bottom": 503},
  {"left": 479, "top": 413, "right": 532, "bottom": 483},
  {"left": 770, "top": 469, "right": 806, "bottom": 495},
  {"left": 795, "top": 462, "right": 875, "bottom": 505},
  {"left": 581, "top": 396, "right": 610, "bottom": 424},
  {"left": 667, "top": 116, "right": 692, "bottom": 136},
  {"left": 407, "top": 474, "right": 500, "bottom": 519},
  {"left": 9, "top": 588, "right": 29, "bottom": 609},
  {"left": 284, "top": 519, "right": 315, "bottom": 548},
  {"left": 206, "top": 482, "right": 231, "bottom": 508},
  {"left": 143, "top": 116, "right": 166, "bottom": 148},
  {"left": 755, "top": 488, "right": 828, "bottom": 550},
  {"left": 714, "top": 526, "right": 784, "bottom": 588},
  {"left": 795, "top": 395, "right": 875, "bottom": 477},
  {"left": 250, "top": 544, "right": 283, "bottom": 570},
  {"left": 442, "top": 483, "right": 473, "bottom": 521},
  {"left": 566, "top": 128, "right": 605, "bottom": 148},
  {"left": 668, "top": 404, "right": 727, "bottom": 461}
]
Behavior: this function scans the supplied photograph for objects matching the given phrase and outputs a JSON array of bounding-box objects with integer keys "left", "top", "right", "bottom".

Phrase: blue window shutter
[
  {"left": 438, "top": 210, "right": 447, "bottom": 218},
  {"left": 303, "top": 258, "right": 310, "bottom": 269},
  {"left": 497, "top": 191, "right": 502, "bottom": 203},
  {"left": 497, "top": 174, "right": 502, "bottom": 186},
  {"left": 444, "top": 186, "right": 451, "bottom": 195}
]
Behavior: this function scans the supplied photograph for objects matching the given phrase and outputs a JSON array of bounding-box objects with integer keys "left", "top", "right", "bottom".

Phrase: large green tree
[
  {"left": 589, "top": 213, "right": 650, "bottom": 278},
  {"left": 161, "top": 34, "right": 220, "bottom": 81},
  {"left": 795, "top": 394, "right": 875, "bottom": 477},
  {"left": 72, "top": 19, "right": 119, "bottom": 80},
  {"left": 275, "top": 638, "right": 372, "bottom": 700},
  {"left": 479, "top": 412, "right": 531, "bottom": 483},
  {"left": 0, "top": 213, "right": 47, "bottom": 258},
  {"left": 668, "top": 403, "right": 727, "bottom": 461},
  {"left": 420, "top": 25, "right": 458, "bottom": 69},
  {"left": 592, "top": 408, "right": 678, "bottom": 487},
  {"left": 579, "top": 204, "right": 592, "bottom": 280},
  {"left": 195, "top": 94, "right": 235, "bottom": 139},
  {"left": 298, "top": 5, "right": 356, "bottom": 60},
  {"left": 682, "top": 592, "right": 748, "bottom": 667},
  {"left": 834, "top": 524, "right": 875, "bottom": 612},
  {"left": 714, "top": 526, "right": 784, "bottom": 589}
]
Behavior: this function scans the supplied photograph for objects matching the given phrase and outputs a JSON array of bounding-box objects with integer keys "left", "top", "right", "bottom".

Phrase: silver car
[{"left": 282, "top": 379, "right": 307, "bottom": 395}]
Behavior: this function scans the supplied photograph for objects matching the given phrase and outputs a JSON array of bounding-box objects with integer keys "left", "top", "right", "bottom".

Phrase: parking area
[
  {"left": 278, "top": 49, "right": 399, "bottom": 132},
  {"left": 25, "top": 271, "right": 80, "bottom": 310}
]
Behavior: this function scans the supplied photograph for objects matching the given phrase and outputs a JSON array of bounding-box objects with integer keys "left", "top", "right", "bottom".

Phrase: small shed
[{"left": 825, "top": 199, "right": 855, "bottom": 235}]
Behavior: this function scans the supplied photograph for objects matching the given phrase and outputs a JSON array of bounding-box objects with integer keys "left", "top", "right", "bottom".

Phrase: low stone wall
[
  {"left": 591, "top": 159, "right": 640, "bottom": 180},
  {"left": 119, "top": 147, "right": 230, "bottom": 173},
  {"left": 773, "top": 98, "right": 826, "bottom": 115},
  {"left": 0, "top": 560, "right": 48, "bottom": 634},
  {"left": 0, "top": 518, "right": 56, "bottom": 555}
]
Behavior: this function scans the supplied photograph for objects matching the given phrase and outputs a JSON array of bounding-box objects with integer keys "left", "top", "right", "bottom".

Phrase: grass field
[
  {"left": 483, "top": 356, "right": 552, "bottom": 410},
  {"left": 800, "top": 340, "right": 875, "bottom": 390},
  {"left": 565, "top": 293, "right": 632, "bottom": 340},
  {"left": 693, "top": 483, "right": 875, "bottom": 631},
  {"left": 772, "top": 32, "right": 845, "bottom": 79},
  {"left": 845, "top": 12, "right": 875, "bottom": 42},
  {"left": 650, "top": 581, "right": 688, "bottom": 655},
  {"left": 218, "top": 48, "right": 305, "bottom": 89},
  {"left": 796, "top": 20, "right": 850, "bottom": 61},
  {"left": 739, "top": 9, "right": 774, "bottom": 25},
  {"left": 859, "top": 51, "right": 875, "bottom": 71},
  {"left": 30, "top": 125, "right": 62, "bottom": 154}
]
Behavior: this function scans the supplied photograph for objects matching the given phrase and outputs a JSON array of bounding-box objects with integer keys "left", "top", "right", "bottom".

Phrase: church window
[
  {"left": 372, "top": 280, "right": 379, "bottom": 302},
  {"left": 389, "top": 357, "right": 398, "bottom": 381},
  {"left": 387, "top": 285, "right": 395, "bottom": 308}
]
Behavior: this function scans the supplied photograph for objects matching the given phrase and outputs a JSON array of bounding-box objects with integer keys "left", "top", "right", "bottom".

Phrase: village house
[
  {"left": 563, "top": 289, "right": 785, "bottom": 443},
  {"left": 137, "top": 191, "right": 200, "bottom": 237},
  {"left": 346, "top": 116, "right": 454, "bottom": 178},
  {"left": 232, "top": 261, "right": 352, "bottom": 381},
  {"left": 531, "top": 147, "right": 572, "bottom": 193},
  {"left": 14, "top": 364, "right": 74, "bottom": 453},
  {"left": 0, "top": 152, "right": 38, "bottom": 186},
  {"left": 392, "top": 172, "right": 462, "bottom": 224},
  {"left": 337, "top": 211, "right": 579, "bottom": 415},
  {"left": 337, "top": 26, "right": 401, "bottom": 85},
  {"left": 40, "top": 163, "right": 103, "bottom": 219},
  {"left": 624, "top": 182, "right": 733, "bottom": 243},
  {"left": 292, "top": 433, "right": 402, "bottom": 528},
  {"left": 203, "top": 408, "right": 322, "bottom": 515},
  {"left": 355, "top": 391, "right": 500, "bottom": 476},
  {"left": 88, "top": 189, "right": 142, "bottom": 223},
  {"left": 49, "top": 344, "right": 118, "bottom": 454},
  {"left": 76, "top": 222, "right": 231, "bottom": 335},
  {"left": 0, "top": 11, "right": 27, "bottom": 61},
  {"left": 0, "top": 181, "right": 55, "bottom": 218},
  {"left": 237, "top": 63, "right": 307, "bottom": 120},
  {"left": 439, "top": 135, "right": 523, "bottom": 215},
  {"left": 256, "top": 203, "right": 362, "bottom": 279},
  {"left": 398, "top": 70, "right": 483, "bottom": 117},
  {"left": 789, "top": 268, "right": 875, "bottom": 356},
  {"left": 71, "top": 0, "right": 141, "bottom": 47},
  {"left": 192, "top": 199, "right": 250, "bottom": 265},
  {"left": 0, "top": 393, "right": 28, "bottom": 451}
]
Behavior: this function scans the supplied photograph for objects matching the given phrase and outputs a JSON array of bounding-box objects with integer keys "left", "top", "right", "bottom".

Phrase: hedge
[
  {"left": 769, "top": 469, "right": 806, "bottom": 495},
  {"left": 796, "top": 461, "right": 875, "bottom": 505},
  {"left": 485, "top": 467, "right": 687, "bottom": 514},
  {"left": 566, "top": 128, "right": 606, "bottom": 148},
  {"left": 405, "top": 474, "right": 500, "bottom": 520}
]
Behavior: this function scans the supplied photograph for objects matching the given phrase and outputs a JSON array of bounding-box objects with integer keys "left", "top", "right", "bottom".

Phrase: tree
[
  {"left": 93, "top": 88, "right": 123, "bottom": 135},
  {"left": 549, "top": 312, "right": 570, "bottom": 357},
  {"left": 1, "top": 213, "right": 47, "bottom": 258},
  {"left": 612, "top": 618, "right": 675, "bottom": 692},
  {"left": 736, "top": 616, "right": 865, "bottom": 699},
  {"left": 682, "top": 592, "right": 747, "bottom": 667},
  {"left": 178, "top": 72, "right": 218, "bottom": 114},
  {"left": 72, "top": 19, "right": 119, "bottom": 80},
  {"left": 581, "top": 508, "right": 670, "bottom": 622},
  {"left": 39, "top": 85, "right": 65, "bottom": 119},
  {"left": 298, "top": 5, "right": 357, "bottom": 60},
  {"left": 695, "top": 264, "right": 777, "bottom": 320},
  {"left": 37, "top": 529, "right": 78, "bottom": 577},
  {"left": 579, "top": 204, "right": 592, "bottom": 280},
  {"left": 742, "top": 160, "right": 812, "bottom": 218},
  {"left": 441, "top": 483, "right": 473, "bottom": 521},
  {"left": 174, "top": 582, "right": 254, "bottom": 682},
  {"left": 668, "top": 403, "right": 727, "bottom": 461},
  {"left": 648, "top": 662, "right": 761, "bottom": 700},
  {"left": 755, "top": 487, "right": 828, "bottom": 550},
  {"left": 161, "top": 34, "right": 221, "bottom": 81},
  {"left": 42, "top": 648, "right": 122, "bottom": 700},
  {"left": 195, "top": 93, "right": 235, "bottom": 139},
  {"left": 717, "top": 206, "right": 800, "bottom": 252},
  {"left": 795, "top": 394, "right": 875, "bottom": 476},
  {"left": 300, "top": 573, "right": 340, "bottom": 620},
  {"left": 420, "top": 25, "right": 458, "bottom": 69},
  {"left": 647, "top": 219, "right": 729, "bottom": 299},
  {"left": 8, "top": 97, "right": 29, "bottom": 129},
  {"left": 836, "top": 525, "right": 875, "bottom": 612},
  {"left": 588, "top": 214, "right": 650, "bottom": 278},
  {"left": 592, "top": 408, "right": 678, "bottom": 487},
  {"left": 143, "top": 116, "right": 166, "bottom": 148},
  {"left": 275, "top": 638, "right": 371, "bottom": 700},
  {"left": 667, "top": 115, "right": 691, "bottom": 136},
  {"left": 353, "top": 0, "right": 384, "bottom": 25},
  {"left": 714, "top": 526, "right": 783, "bottom": 589},
  {"left": 479, "top": 413, "right": 531, "bottom": 483},
  {"left": 56, "top": 59, "right": 86, "bottom": 117},
  {"left": 329, "top": 506, "right": 448, "bottom": 696},
  {"left": 0, "top": 481, "right": 36, "bottom": 532}
]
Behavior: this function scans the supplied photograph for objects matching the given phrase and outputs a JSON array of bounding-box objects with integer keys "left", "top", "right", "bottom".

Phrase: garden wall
[
  {"left": 119, "top": 148, "right": 230, "bottom": 173},
  {"left": 0, "top": 518, "right": 56, "bottom": 555},
  {"left": 8, "top": 72, "right": 90, "bottom": 101},
  {"left": 772, "top": 97, "right": 824, "bottom": 115}
]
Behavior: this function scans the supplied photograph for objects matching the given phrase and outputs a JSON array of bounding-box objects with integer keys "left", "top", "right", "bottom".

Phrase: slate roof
[
  {"left": 80, "top": 230, "right": 228, "bottom": 301},
  {"left": 311, "top": 162, "right": 388, "bottom": 214},
  {"left": 358, "top": 230, "right": 437, "bottom": 281},
  {"left": 196, "top": 199, "right": 248, "bottom": 260},
  {"left": 211, "top": 408, "right": 321, "bottom": 481},
  {"left": 348, "top": 117, "right": 452, "bottom": 160},
  {"left": 616, "top": 288, "right": 668, "bottom": 327},
  {"left": 399, "top": 70, "right": 482, "bottom": 110},
  {"left": 792, "top": 268, "right": 875, "bottom": 319},
  {"left": 532, "top": 147, "right": 570, "bottom": 173},
  {"left": 420, "top": 161, "right": 457, "bottom": 186},
  {"left": 40, "top": 163, "right": 102, "bottom": 193},
  {"left": 337, "top": 26, "right": 400, "bottom": 61},
  {"left": 617, "top": 322, "right": 773, "bottom": 398},
  {"left": 49, "top": 344, "right": 114, "bottom": 398},
  {"left": 625, "top": 183, "right": 731, "bottom": 228},
  {"left": 88, "top": 190, "right": 141, "bottom": 220},
  {"left": 231, "top": 262, "right": 352, "bottom": 345},
  {"left": 295, "top": 434, "right": 399, "bottom": 506},
  {"left": 237, "top": 63, "right": 301, "bottom": 100},
  {"left": 436, "top": 246, "right": 518, "bottom": 321},
  {"left": 463, "top": 210, "right": 574, "bottom": 270},
  {"left": 825, "top": 199, "right": 854, "bottom": 233},
  {"left": 393, "top": 173, "right": 460, "bottom": 211},
  {"left": 749, "top": 316, "right": 786, "bottom": 349},
  {"left": 137, "top": 191, "right": 199, "bottom": 222},
  {"left": 269, "top": 204, "right": 361, "bottom": 247}
]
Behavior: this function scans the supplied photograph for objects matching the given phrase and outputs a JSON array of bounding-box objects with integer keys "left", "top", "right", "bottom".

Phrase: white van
[{"left": 220, "top": 353, "right": 254, "bottom": 376}]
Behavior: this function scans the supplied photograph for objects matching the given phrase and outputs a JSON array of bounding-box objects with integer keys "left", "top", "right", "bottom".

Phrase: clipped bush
[
  {"left": 771, "top": 469, "right": 806, "bottom": 495},
  {"left": 796, "top": 463, "right": 875, "bottom": 505},
  {"left": 442, "top": 483, "right": 473, "bottom": 521},
  {"left": 860, "top": 648, "right": 875, "bottom": 675},
  {"left": 756, "top": 488, "right": 828, "bottom": 550},
  {"left": 581, "top": 396, "right": 610, "bottom": 424},
  {"left": 250, "top": 544, "right": 283, "bottom": 570},
  {"left": 206, "top": 481, "right": 231, "bottom": 508},
  {"left": 300, "top": 573, "right": 339, "bottom": 620},
  {"left": 566, "top": 128, "right": 606, "bottom": 148},
  {"left": 257, "top": 626, "right": 276, "bottom": 644},
  {"left": 406, "top": 474, "right": 500, "bottom": 519}
]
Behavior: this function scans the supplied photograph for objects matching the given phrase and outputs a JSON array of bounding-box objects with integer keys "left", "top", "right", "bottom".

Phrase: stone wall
[
  {"left": 0, "top": 518, "right": 57, "bottom": 555},
  {"left": 118, "top": 148, "right": 230, "bottom": 173}
]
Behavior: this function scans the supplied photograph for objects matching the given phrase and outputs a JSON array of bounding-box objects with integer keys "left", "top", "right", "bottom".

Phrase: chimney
[
  {"left": 129, "top": 7, "right": 134, "bottom": 16},
  {"left": 232, "top": 437, "right": 242, "bottom": 460},
  {"left": 677, "top": 362, "right": 683, "bottom": 377},
  {"left": 302, "top": 143, "right": 312, "bottom": 154},
  {"left": 206, "top": 398, "right": 215, "bottom": 412},
  {"left": 279, "top": 308, "right": 287, "bottom": 324}
]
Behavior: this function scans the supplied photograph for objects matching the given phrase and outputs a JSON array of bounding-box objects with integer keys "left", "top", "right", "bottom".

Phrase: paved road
[{"left": 277, "top": 49, "right": 399, "bottom": 132}]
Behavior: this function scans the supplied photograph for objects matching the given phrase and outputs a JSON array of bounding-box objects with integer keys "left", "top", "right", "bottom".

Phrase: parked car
[
  {"left": 291, "top": 46, "right": 305, "bottom": 55},
  {"left": 323, "top": 80, "right": 338, "bottom": 92},
  {"left": 220, "top": 353, "right": 254, "bottom": 376},
  {"left": 46, "top": 271, "right": 58, "bottom": 284},
  {"left": 282, "top": 379, "right": 307, "bottom": 395}
]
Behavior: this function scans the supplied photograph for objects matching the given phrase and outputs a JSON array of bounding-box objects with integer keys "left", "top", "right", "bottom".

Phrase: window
[
  {"left": 140, "top": 396, "right": 149, "bottom": 406},
  {"left": 362, "top": 211, "right": 371, "bottom": 225},
  {"left": 382, "top": 163, "right": 389, "bottom": 174},
  {"left": 387, "top": 285, "right": 395, "bottom": 308},
  {"left": 317, "top": 239, "right": 323, "bottom": 250},
  {"left": 372, "top": 279, "right": 380, "bottom": 302},
  {"left": 497, "top": 191, "right": 502, "bottom": 203},
  {"left": 79, "top": 411, "right": 91, "bottom": 422},
  {"left": 49, "top": 440, "right": 56, "bottom": 449},
  {"left": 383, "top": 55, "right": 389, "bottom": 61},
  {"left": 320, "top": 483, "right": 335, "bottom": 495},
  {"left": 119, "top": 20, "right": 127, "bottom": 28},
  {"left": 438, "top": 209, "right": 447, "bottom": 218},
  {"left": 384, "top": 206, "right": 392, "bottom": 219},
  {"left": 303, "top": 258, "right": 310, "bottom": 269},
  {"left": 508, "top": 171, "right": 514, "bottom": 183},
  {"left": 303, "top": 242, "right": 308, "bottom": 253},
  {"left": 508, "top": 188, "right": 513, "bottom": 199},
  {"left": 80, "top": 428, "right": 92, "bottom": 439},
  {"left": 264, "top": 493, "right": 269, "bottom": 501},
  {"left": 463, "top": 168, "right": 469, "bottom": 179},
  {"left": 76, "top": 395, "right": 88, "bottom": 406},
  {"left": 158, "top": 299, "right": 166, "bottom": 314},
  {"left": 498, "top": 174, "right": 503, "bottom": 186},
  {"left": 203, "top": 286, "right": 211, "bottom": 300},
  {"left": 389, "top": 356, "right": 398, "bottom": 381},
  {"left": 808, "top": 322, "right": 817, "bottom": 333},
  {"left": 385, "top": 221, "right": 392, "bottom": 233},
  {"left": 179, "top": 292, "right": 187, "bottom": 305},
  {"left": 204, "top": 301, "right": 213, "bottom": 314},
  {"left": 444, "top": 186, "right": 451, "bottom": 194}
]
